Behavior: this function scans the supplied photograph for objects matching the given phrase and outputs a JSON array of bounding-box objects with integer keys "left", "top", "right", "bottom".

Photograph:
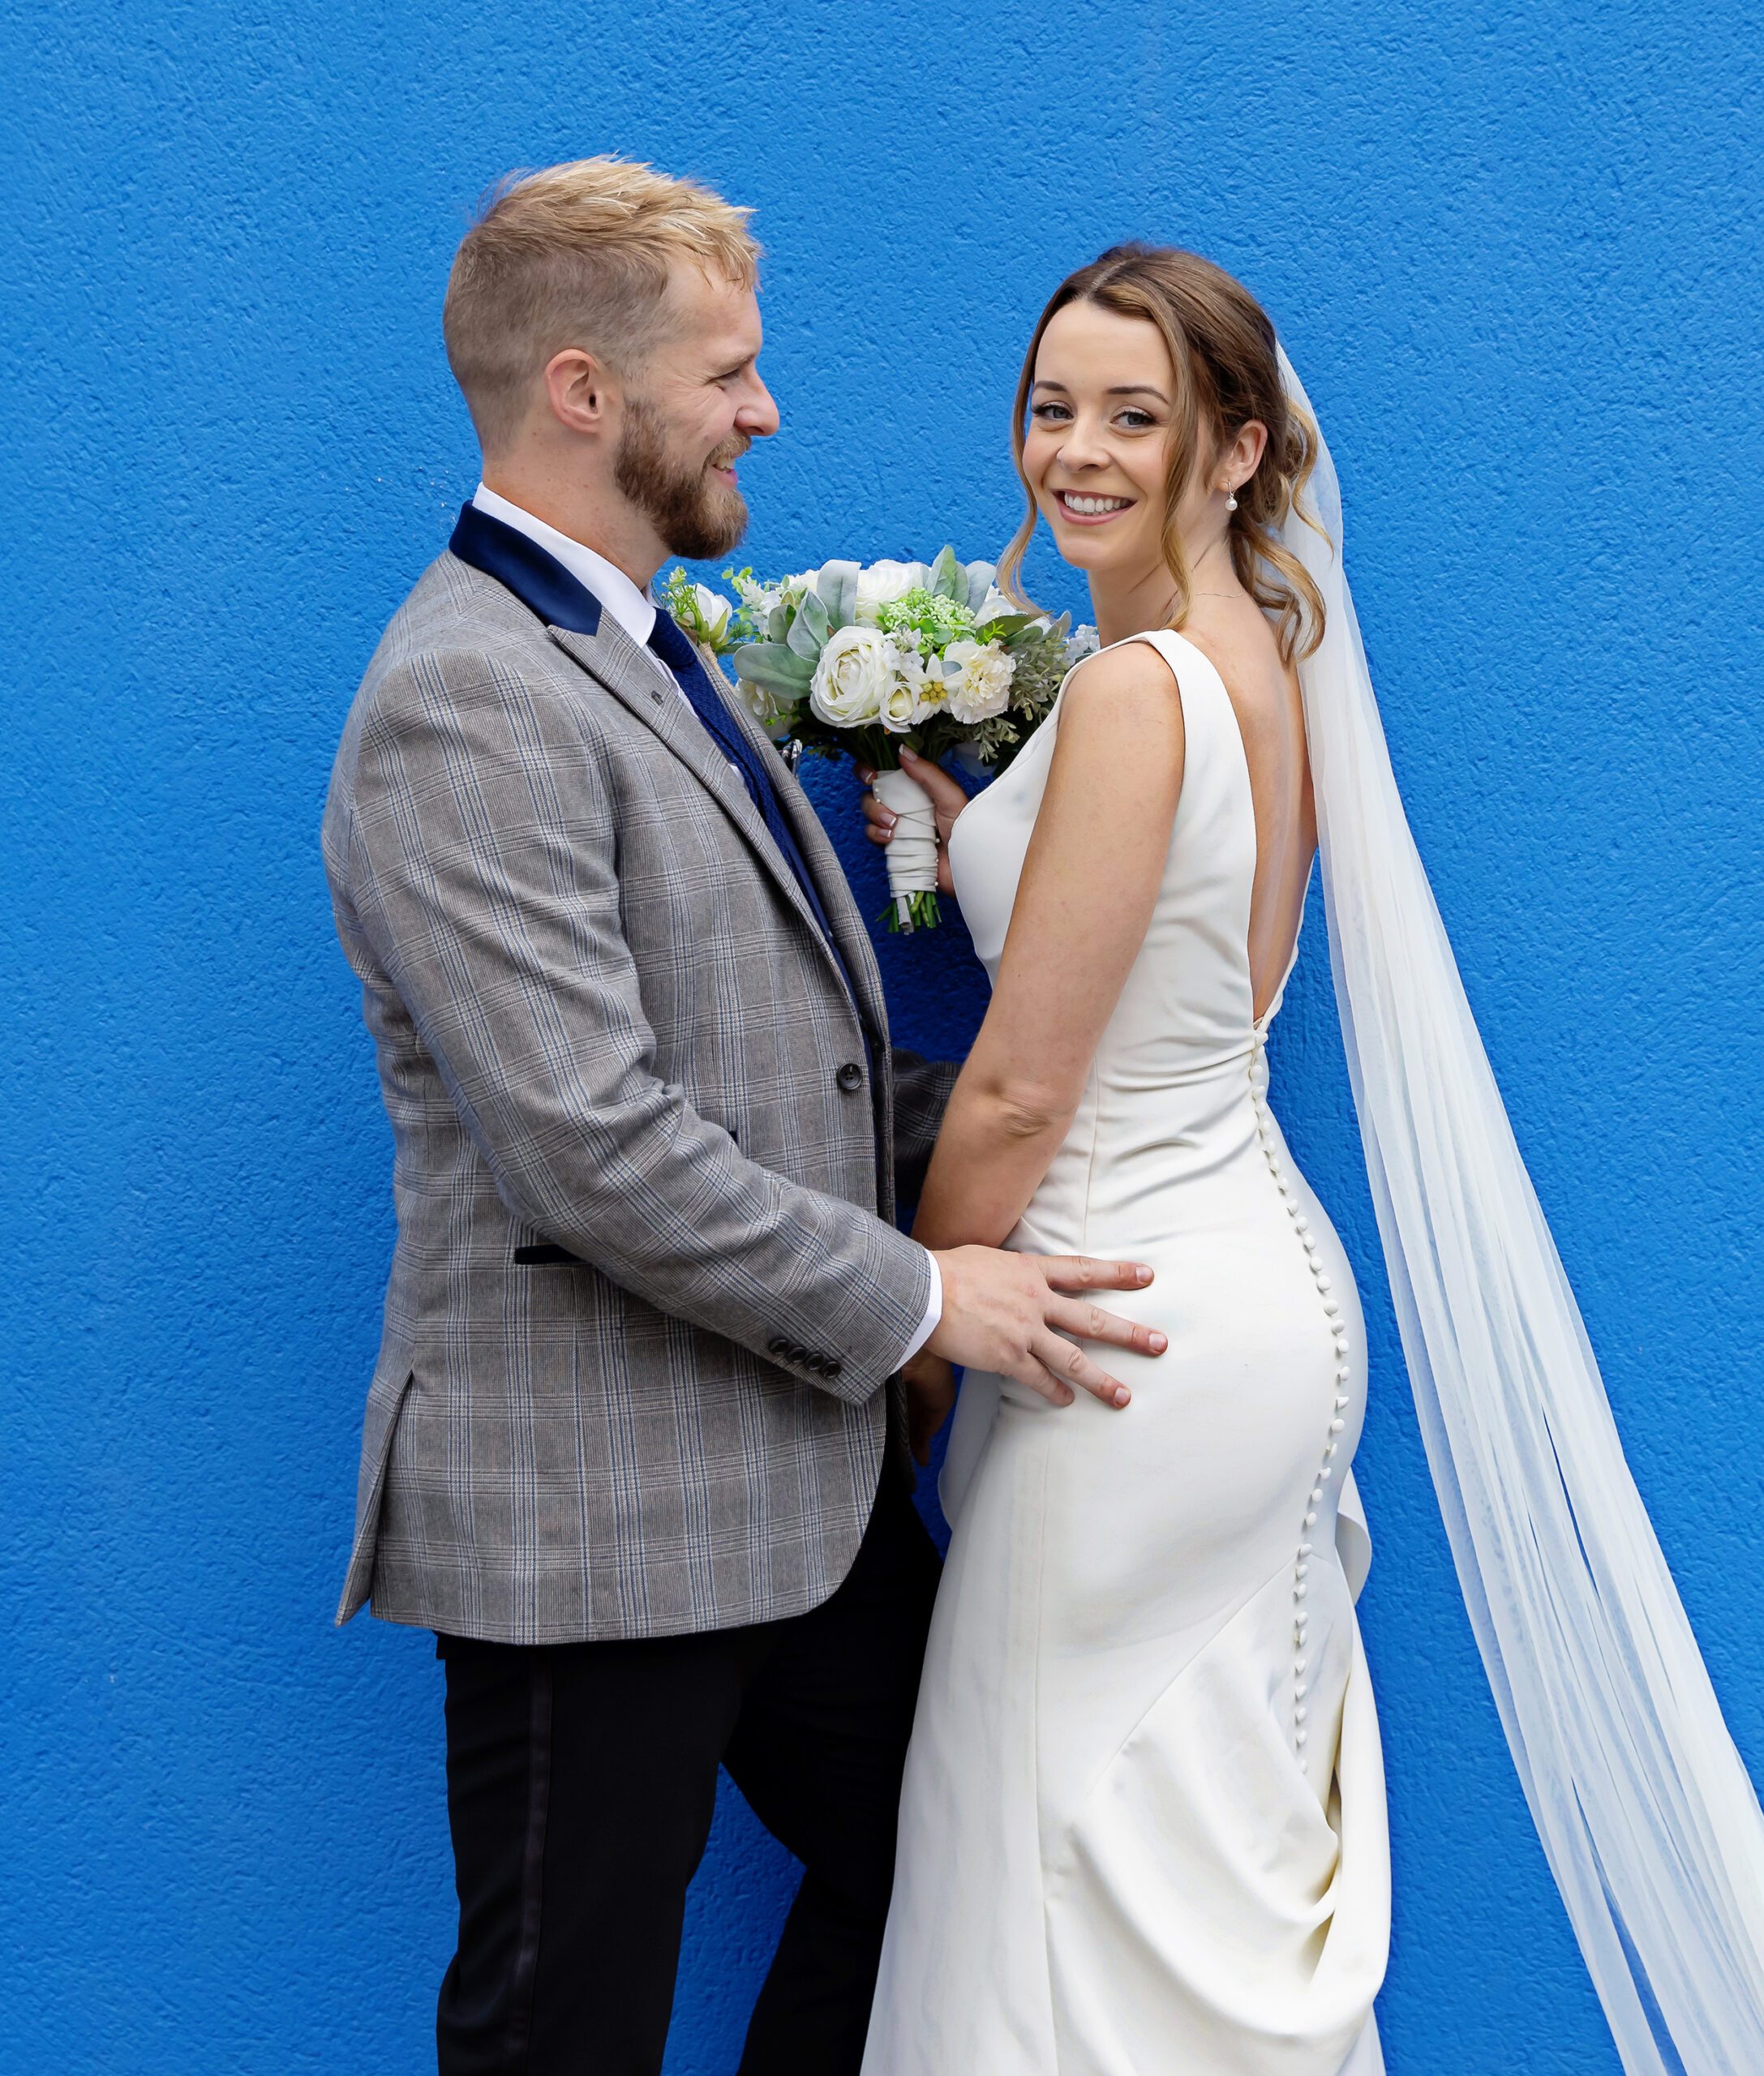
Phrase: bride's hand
[
  {"left": 899, "top": 1348, "right": 959, "bottom": 1465},
  {"left": 856, "top": 748, "right": 970, "bottom": 897}
]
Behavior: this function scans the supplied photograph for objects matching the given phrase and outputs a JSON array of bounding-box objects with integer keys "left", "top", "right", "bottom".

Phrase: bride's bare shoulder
[
  {"left": 1180, "top": 607, "right": 1298, "bottom": 739},
  {"left": 1058, "top": 637, "right": 1186, "bottom": 748}
]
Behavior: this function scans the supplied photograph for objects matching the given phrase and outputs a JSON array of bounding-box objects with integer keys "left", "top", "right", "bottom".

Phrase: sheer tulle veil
[{"left": 1277, "top": 348, "right": 1764, "bottom": 2070}]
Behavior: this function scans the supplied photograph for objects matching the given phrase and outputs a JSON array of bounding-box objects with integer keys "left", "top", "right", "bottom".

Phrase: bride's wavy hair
[{"left": 996, "top": 244, "right": 1326, "bottom": 663}]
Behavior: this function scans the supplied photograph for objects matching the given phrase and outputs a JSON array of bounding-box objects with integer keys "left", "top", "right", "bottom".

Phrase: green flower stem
[{"left": 880, "top": 890, "right": 942, "bottom": 933}]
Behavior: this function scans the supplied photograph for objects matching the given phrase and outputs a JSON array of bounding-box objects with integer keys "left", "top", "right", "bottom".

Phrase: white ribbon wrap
[{"left": 873, "top": 765, "right": 939, "bottom": 928}]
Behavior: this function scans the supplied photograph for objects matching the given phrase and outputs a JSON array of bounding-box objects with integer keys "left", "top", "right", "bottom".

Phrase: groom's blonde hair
[{"left": 444, "top": 157, "right": 760, "bottom": 456}]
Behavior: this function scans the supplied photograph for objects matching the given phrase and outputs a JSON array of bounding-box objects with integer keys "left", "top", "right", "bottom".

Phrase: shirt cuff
[{"left": 899, "top": 1249, "right": 942, "bottom": 1365}]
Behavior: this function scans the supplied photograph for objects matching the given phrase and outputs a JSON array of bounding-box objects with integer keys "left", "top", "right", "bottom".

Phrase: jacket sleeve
[
  {"left": 343, "top": 654, "right": 932, "bottom": 1402},
  {"left": 889, "top": 1049, "right": 960, "bottom": 1205}
]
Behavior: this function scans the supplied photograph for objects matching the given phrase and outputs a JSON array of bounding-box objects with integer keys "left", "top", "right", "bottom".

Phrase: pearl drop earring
[{"left": 1224, "top": 485, "right": 1238, "bottom": 512}]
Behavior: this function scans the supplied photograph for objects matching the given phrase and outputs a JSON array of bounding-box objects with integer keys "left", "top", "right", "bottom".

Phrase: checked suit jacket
[{"left": 323, "top": 542, "right": 956, "bottom": 1645}]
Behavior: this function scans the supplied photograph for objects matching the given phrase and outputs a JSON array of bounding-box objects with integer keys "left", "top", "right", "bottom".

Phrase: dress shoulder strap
[{"left": 1106, "top": 628, "right": 1243, "bottom": 796}]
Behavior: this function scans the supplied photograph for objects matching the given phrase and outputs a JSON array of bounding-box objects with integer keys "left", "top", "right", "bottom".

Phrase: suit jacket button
[
  {"left": 824, "top": 1359, "right": 842, "bottom": 1380},
  {"left": 835, "top": 1062, "right": 865, "bottom": 1093},
  {"left": 767, "top": 1337, "right": 789, "bottom": 1357}
]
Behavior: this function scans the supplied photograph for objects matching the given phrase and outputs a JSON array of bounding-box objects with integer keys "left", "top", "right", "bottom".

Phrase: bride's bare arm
[{"left": 914, "top": 645, "right": 1186, "bottom": 1252}]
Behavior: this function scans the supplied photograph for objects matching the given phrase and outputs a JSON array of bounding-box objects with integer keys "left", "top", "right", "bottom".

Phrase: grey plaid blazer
[{"left": 324, "top": 547, "right": 955, "bottom": 1645}]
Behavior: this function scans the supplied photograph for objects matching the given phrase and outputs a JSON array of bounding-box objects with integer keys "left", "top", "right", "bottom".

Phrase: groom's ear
[{"left": 543, "top": 347, "right": 616, "bottom": 440}]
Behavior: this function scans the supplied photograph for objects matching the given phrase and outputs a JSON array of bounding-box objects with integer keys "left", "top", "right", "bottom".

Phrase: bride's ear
[{"left": 1221, "top": 418, "right": 1268, "bottom": 491}]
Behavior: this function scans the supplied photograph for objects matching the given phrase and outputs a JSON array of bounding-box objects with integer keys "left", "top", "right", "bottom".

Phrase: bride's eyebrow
[{"left": 1029, "top": 379, "right": 1169, "bottom": 403}]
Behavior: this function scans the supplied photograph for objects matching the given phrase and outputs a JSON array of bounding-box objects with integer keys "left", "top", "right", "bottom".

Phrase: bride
[{"left": 855, "top": 246, "right": 1764, "bottom": 2074}]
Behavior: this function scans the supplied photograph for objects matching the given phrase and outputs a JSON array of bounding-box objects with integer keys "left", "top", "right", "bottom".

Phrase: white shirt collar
[{"left": 470, "top": 483, "right": 658, "bottom": 650}]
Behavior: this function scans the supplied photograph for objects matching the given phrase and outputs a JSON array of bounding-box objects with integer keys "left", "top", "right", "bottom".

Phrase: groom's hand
[{"left": 926, "top": 1247, "right": 1162, "bottom": 1409}]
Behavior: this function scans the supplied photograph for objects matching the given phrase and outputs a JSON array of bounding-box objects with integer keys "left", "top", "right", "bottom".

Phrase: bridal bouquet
[{"left": 661, "top": 548, "right": 1096, "bottom": 929}]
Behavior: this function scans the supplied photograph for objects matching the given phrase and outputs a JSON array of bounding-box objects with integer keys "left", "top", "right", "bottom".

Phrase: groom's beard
[{"left": 614, "top": 399, "right": 749, "bottom": 561}]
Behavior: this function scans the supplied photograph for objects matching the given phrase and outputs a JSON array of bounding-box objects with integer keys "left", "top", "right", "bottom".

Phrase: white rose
[
  {"left": 853, "top": 559, "right": 929, "bottom": 625},
  {"left": 738, "top": 676, "right": 797, "bottom": 739},
  {"left": 878, "top": 668, "right": 921, "bottom": 733},
  {"left": 941, "top": 638, "right": 1015, "bottom": 723},
  {"left": 975, "top": 585, "right": 1017, "bottom": 625},
  {"left": 690, "top": 583, "right": 732, "bottom": 646},
  {"left": 809, "top": 625, "right": 896, "bottom": 727}
]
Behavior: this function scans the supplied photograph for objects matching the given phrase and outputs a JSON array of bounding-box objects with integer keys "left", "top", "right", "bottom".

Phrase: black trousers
[{"left": 433, "top": 1471, "right": 941, "bottom": 2076}]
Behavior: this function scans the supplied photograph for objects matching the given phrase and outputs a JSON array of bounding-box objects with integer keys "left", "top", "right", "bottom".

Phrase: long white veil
[{"left": 1280, "top": 350, "right": 1764, "bottom": 2070}]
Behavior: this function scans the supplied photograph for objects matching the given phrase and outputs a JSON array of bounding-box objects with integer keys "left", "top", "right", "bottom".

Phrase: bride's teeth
[{"left": 1064, "top": 494, "right": 1128, "bottom": 515}]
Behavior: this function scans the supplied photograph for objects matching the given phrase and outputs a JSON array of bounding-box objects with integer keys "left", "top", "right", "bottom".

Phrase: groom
[{"left": 324, "top": 157, "right": 1159, "bottom": 2074}]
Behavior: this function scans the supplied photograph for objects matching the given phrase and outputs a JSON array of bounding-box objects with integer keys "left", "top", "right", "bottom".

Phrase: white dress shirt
[{"left": 468, "top": 483, "right": 942, "bottom": 1363}]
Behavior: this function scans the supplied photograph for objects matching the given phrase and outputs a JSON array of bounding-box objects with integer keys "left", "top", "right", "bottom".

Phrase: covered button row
[{"left": 767, "top": 1336, "right": 842, "bottom": 1380}]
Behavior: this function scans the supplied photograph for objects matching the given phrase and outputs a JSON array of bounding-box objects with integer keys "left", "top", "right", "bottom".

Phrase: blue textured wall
[{"left": 6, "top": 4, "right": 1761, "bottom": 2070}]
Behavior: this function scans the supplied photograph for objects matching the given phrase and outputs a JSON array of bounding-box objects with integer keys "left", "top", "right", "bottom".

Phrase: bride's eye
[
  {"left": 1031, "top": 401, "right": 1073, "bottom": 424},
  {"left": 1117, "top": 408, "right": 1157, "bottom": 431}
]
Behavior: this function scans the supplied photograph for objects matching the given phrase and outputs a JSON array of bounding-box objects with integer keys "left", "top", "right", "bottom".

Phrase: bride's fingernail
[
  {"left": 1148, "top": 1332, "right": 1167, "bottom": 1353},
  {"left": 1135, "top": 1265, "right": 1153, "bottom": 1284},
  {"left": 1114, "top": 1387, "right": 1131, "bottom": 1407}
]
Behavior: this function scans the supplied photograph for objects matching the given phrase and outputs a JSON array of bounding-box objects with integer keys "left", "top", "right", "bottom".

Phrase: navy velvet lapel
[{"left": 449, "top": 502, "right": 603, "bottom": 636}]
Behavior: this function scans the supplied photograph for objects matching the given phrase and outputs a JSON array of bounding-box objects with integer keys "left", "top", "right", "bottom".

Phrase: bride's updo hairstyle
[{"left": 998, "top": 243, "right": 1326, "bottom": 663}]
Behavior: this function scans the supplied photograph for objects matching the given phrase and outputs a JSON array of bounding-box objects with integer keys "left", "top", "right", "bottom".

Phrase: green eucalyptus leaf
[
  {"left": 815, "top": 560, "right": 860, "bottom": 627},
  {"left": 929, "top": 543, "right": 964, "bottom": 601},
  {"left": 796, "top": 588, "right": 831, "bottom": 645},
  {"left": 733, "top": 641, "right": 814, "bottom": 695},
  {"left": 785, "top": 607, "right": 827, "bottom": 663},
  {"left": 964, "top": 561, "right": 996, "bottom": 612},
  {"left": 766, "top": 603, "right": 791, "bottom": 644},
  {"left": 979, "top": 611, "right": 1037, "bottom": 642}
]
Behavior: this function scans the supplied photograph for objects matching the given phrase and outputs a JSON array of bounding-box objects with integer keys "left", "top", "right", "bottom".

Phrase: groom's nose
[{"left": 739, "top": 374, "right": 780, "bottom": 439}]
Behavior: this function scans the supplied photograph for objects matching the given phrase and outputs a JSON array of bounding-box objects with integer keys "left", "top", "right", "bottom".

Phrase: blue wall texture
[{"left": 5, "top": 4, "right": 1762, "bottom": 2070}]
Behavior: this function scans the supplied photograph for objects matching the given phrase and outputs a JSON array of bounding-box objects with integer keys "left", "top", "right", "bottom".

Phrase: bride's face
[{"left": 1024, "top": 299, "right": 1197, "bottom": 585}]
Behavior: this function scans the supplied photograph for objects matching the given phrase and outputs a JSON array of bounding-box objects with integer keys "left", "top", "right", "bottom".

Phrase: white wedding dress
[{"left": 864, "top": 629, "right": 1390, "bottom": 2075}]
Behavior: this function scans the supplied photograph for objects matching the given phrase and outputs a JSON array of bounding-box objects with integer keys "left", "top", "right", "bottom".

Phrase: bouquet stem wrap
[{"left": 873, "top": 766, "right": 939, "bottom": 930}]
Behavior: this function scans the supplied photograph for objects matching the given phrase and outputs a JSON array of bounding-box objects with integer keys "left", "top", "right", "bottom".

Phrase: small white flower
[
  {"left": 809, "top": 625, "right": 897, "bottom": 727},
  {"left": 1067, "top": 623, "right": 1101, "bottom": 659},
  {"left": 854, "top": 559, "right": 930, "bottom": 625},
  {"left": 940, "top": 637, "right": 1015, "bottom": 723},
  {"left": 732, "top": 571, "right": 783, "bottom": 620},
  {"left": 909, "top": 654, "right": 949, "bottom": 722}
]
